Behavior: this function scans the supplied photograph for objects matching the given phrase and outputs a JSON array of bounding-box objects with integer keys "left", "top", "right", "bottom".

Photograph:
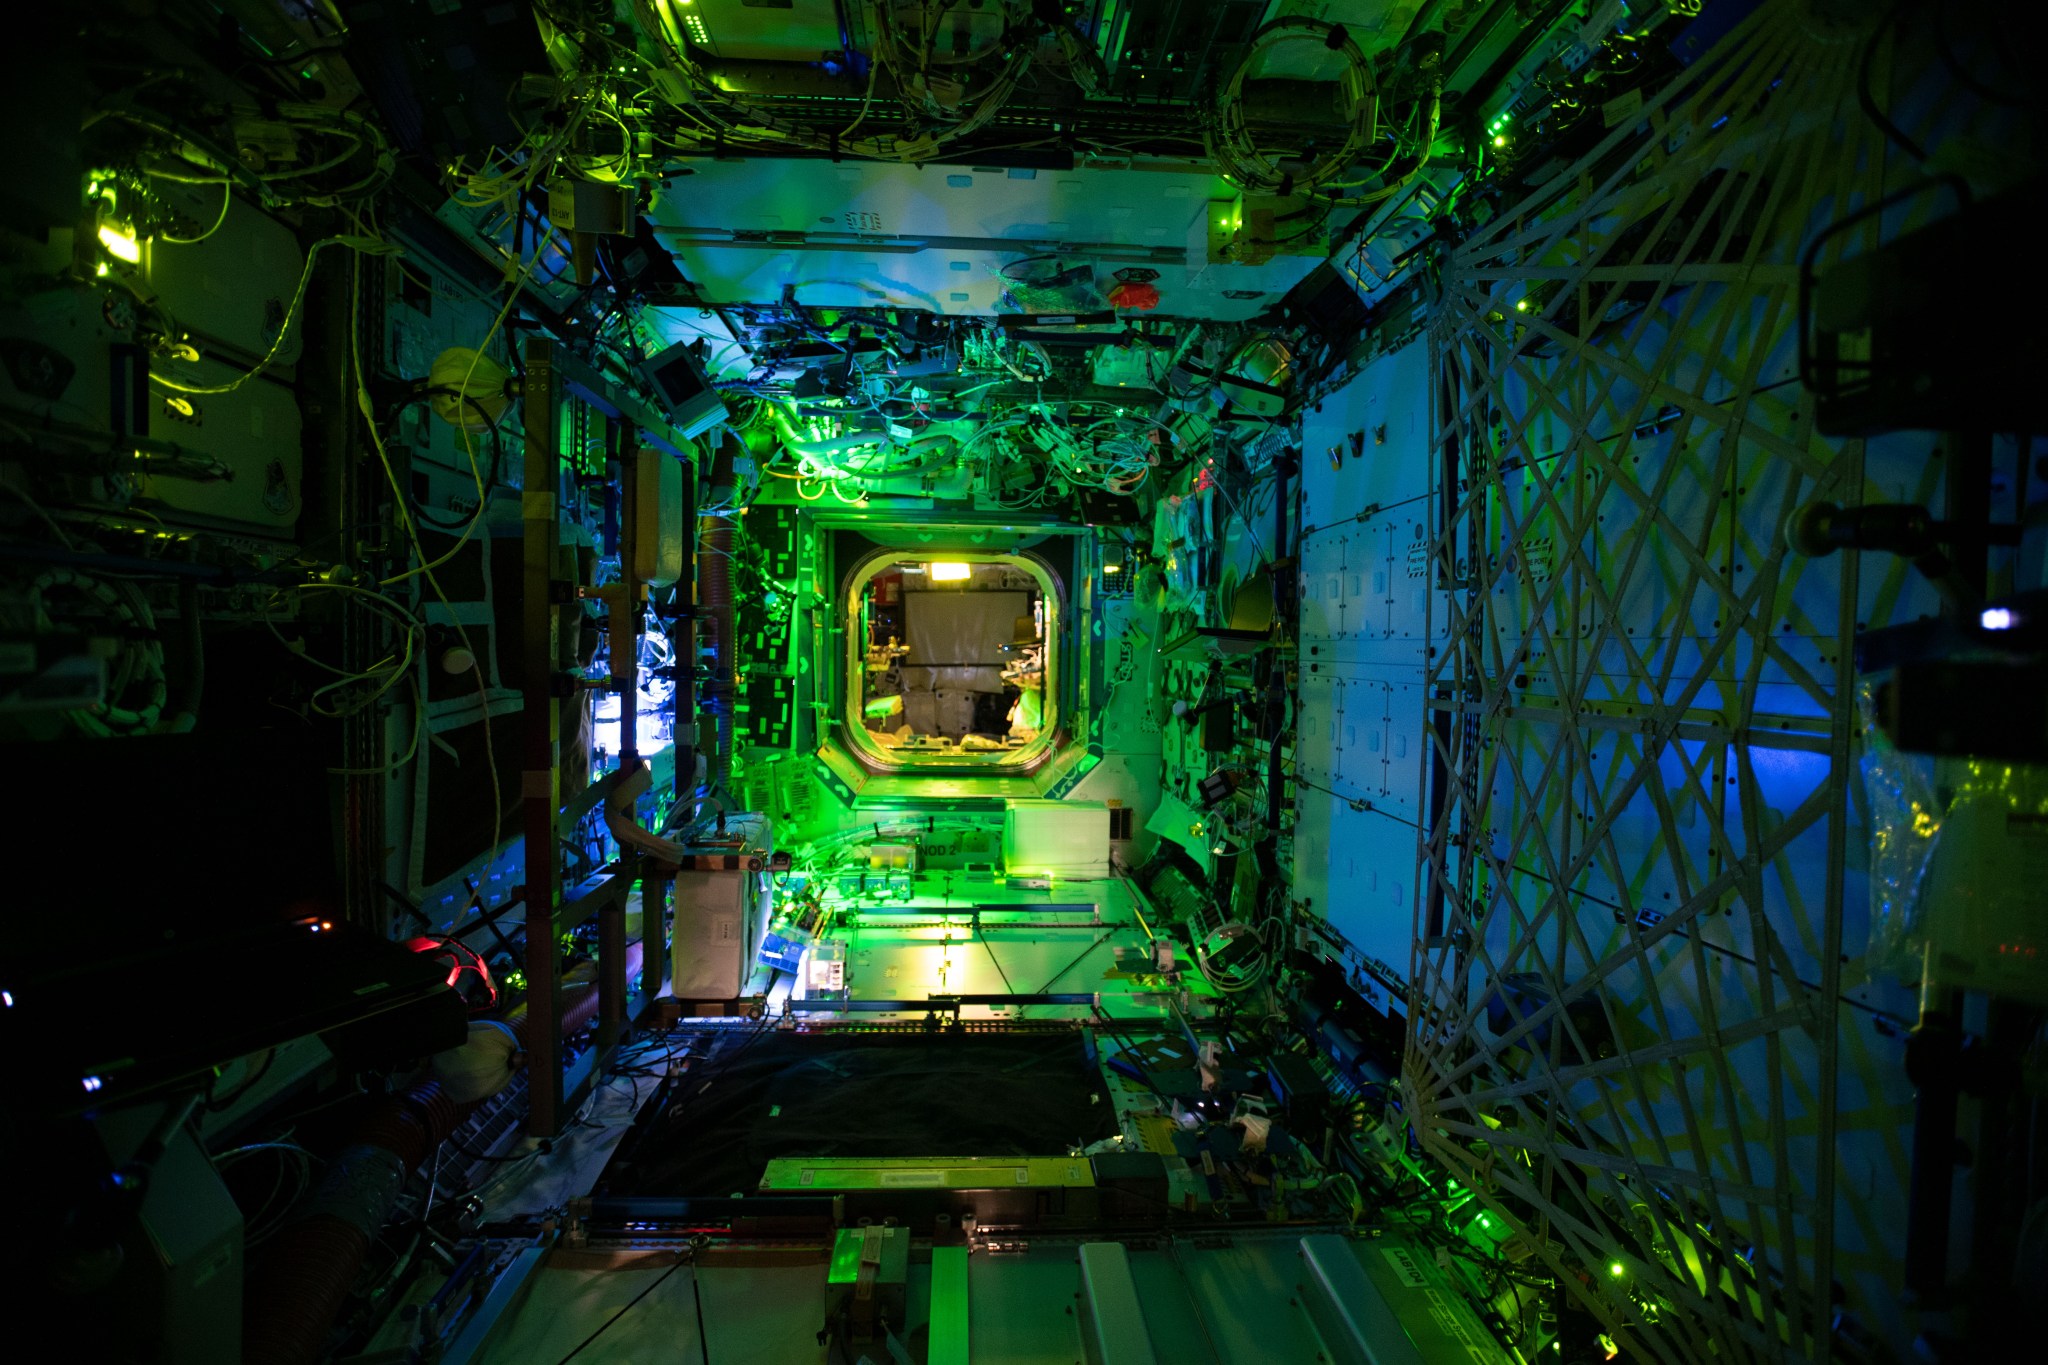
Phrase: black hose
[{"left": 163, "top": 576, "right": 204, "bottom": 728}]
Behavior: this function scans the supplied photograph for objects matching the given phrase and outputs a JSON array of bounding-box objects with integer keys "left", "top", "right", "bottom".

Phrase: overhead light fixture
[
  {"left": 927, "top": 562, "right": 971, "bottom": 581},
  {"left": 98, "top": 222, "right": 141, "bottom": 263}
]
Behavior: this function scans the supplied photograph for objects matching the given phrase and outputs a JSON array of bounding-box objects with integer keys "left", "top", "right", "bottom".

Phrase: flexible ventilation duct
[{"left": 243, "top": 939, "right": 643, "bottom": 1365}]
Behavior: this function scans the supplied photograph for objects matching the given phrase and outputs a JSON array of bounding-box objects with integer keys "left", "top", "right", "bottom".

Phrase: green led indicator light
[{"left": 1609, "top": 1261, "right": 1626, "bottom": 1278}]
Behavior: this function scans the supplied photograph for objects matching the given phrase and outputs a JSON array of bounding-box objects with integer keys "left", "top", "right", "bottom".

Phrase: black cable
[
  {"left": 656, "top": 1019, "right": 777, "bottom": 1131},
  {"left": 1289, "top": 773, "right": 1420, "bottom": 826},
  {"left": 1858, "top": 4, "right": 1927, "bottom": 164},
  {"left": 607, "top": 1031, "right": 692, "bottom": 1078},
  {"left": 692, "top": 1268, "right": 713, "bottom": 1364},
  {"left": 1090, "top": 1010, "right": 1171, "bottom": 1103},
  {"left": 1034, "top": 929, "right": 1116, "bottom": 994},
  {"left": 555, "top": 1253, "right": 691, "bottom": 1363},
  {"left": 1932, "top": 2, "right": 2033, "bottom": 107},
  {"left": 974, "top": 921, "right": 1017, "bottom": 994},
  {"left": 379, "top": 879, "right": 435, "bottom": 930},
  {"left": 402, "top": 393, "right": 507, "bottom": 533}
]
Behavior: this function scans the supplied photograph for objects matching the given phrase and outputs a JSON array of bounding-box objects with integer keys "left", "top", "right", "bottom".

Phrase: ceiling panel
[
  {"left": 649, "top": 158, "right": 1324, "bottom": 318},
  {"left": 690, "top": 0, "right": 845, "bottom": 61}
]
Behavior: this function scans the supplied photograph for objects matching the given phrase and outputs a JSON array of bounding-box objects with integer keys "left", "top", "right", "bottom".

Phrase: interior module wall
[
  {"left": 1401, "top": 8, "right": 1966, "bottom": 1360},
  {"left": 1292, "top": 338, "right": 1442, "bottom": 990},
  {"left": 373, "top": 243, "right": 540, "bottom": 909}
]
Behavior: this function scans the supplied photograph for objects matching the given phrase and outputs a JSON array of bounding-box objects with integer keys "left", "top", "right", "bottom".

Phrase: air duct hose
[
  {"left": 242, "top": 1081, "right": 460, "bottom": 1365},
  {"left": 501, "top": 938, "right": 645, "bottom": 1048},
  {"left": 698, "top": 438, "right": 737, "bottom": 792},
  {"left": 242, "top": 939, "right": 644, "bottom": 1365},
  {"left": 602, "top": 760, "right": 688, "bottom": 864}
]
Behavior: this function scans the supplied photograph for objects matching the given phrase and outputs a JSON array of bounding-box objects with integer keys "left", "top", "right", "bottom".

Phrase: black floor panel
[{"left": 600, "top": 1030, "right": 1116, "bottom": 1197}]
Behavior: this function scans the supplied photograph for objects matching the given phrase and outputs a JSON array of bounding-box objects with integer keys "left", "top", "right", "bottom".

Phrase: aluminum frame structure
[{"left": 1405, "top": 5, "right": 1964, "bottom": 1360}]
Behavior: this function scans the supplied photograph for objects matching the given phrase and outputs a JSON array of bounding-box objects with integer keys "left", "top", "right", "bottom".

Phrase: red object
[
  {"left": 1109, "top": 281, "right": 1160, "bottom": 310},
  {"left": 403, "top": 935, "right": 497, "bottom": 1013}
]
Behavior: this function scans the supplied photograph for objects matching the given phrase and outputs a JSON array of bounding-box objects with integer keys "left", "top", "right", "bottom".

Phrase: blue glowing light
[
  {"left": 1982, "top": 607, "right": 2016, "bottom": 631},
  {"left": 82, "top": 1075, "right": 103, "bottom": 1093}
]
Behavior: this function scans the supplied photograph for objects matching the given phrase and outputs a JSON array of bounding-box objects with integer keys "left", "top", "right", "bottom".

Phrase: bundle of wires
[
  {"left": 1195, "top": 914, "right": 1284, "bottom": 994},
  {"left": 262, "top": 582, "right": 424, "bottom": 723},
  {"left": 629, "top": 0, "right": 1033, "bottom": 163},
  {"left": 108, "top": 95, "right": 394, "bottom": 209},
  {"left": 971, "top": 401, "right": 1186, "bottom": 503},
  {"left": 960, "top": 417, "right": 1046, "bottom": 510},
  {"left": 1209, "top": 18, "right": 1381, "bottom": 197},
  {"left": 768, "top": 395, "right": 965, "bottom": 501},
  {"left": 216, "top": 1140, "right": 322, "bottom": 1249},
  {"left": 871, "top": 0, "right": 1033, "bottom": 131},
  {"left": 25, "top": 566, "right": 166, "bottom": 736},
  {"left": 1070, "top": 407, "right": 1181, "bottom": 494}
]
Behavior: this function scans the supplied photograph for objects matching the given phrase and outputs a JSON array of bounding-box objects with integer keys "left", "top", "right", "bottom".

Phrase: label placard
[{"left": 1381, "top": 1245, "right": 1429, "bottom": 1288}]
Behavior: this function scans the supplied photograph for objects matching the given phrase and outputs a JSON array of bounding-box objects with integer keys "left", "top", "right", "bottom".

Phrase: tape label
[{"left": 1381, "top": 1245, "right": 1429, "bottom": 1288}]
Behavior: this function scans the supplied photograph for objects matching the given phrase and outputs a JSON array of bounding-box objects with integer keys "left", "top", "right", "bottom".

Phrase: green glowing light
[
  {"left": 98, "top": 222, "right": 141, "bottom": 263},
  {"left": 1608, "top": 1261, "right": 1626, "bottom": 1278}
]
